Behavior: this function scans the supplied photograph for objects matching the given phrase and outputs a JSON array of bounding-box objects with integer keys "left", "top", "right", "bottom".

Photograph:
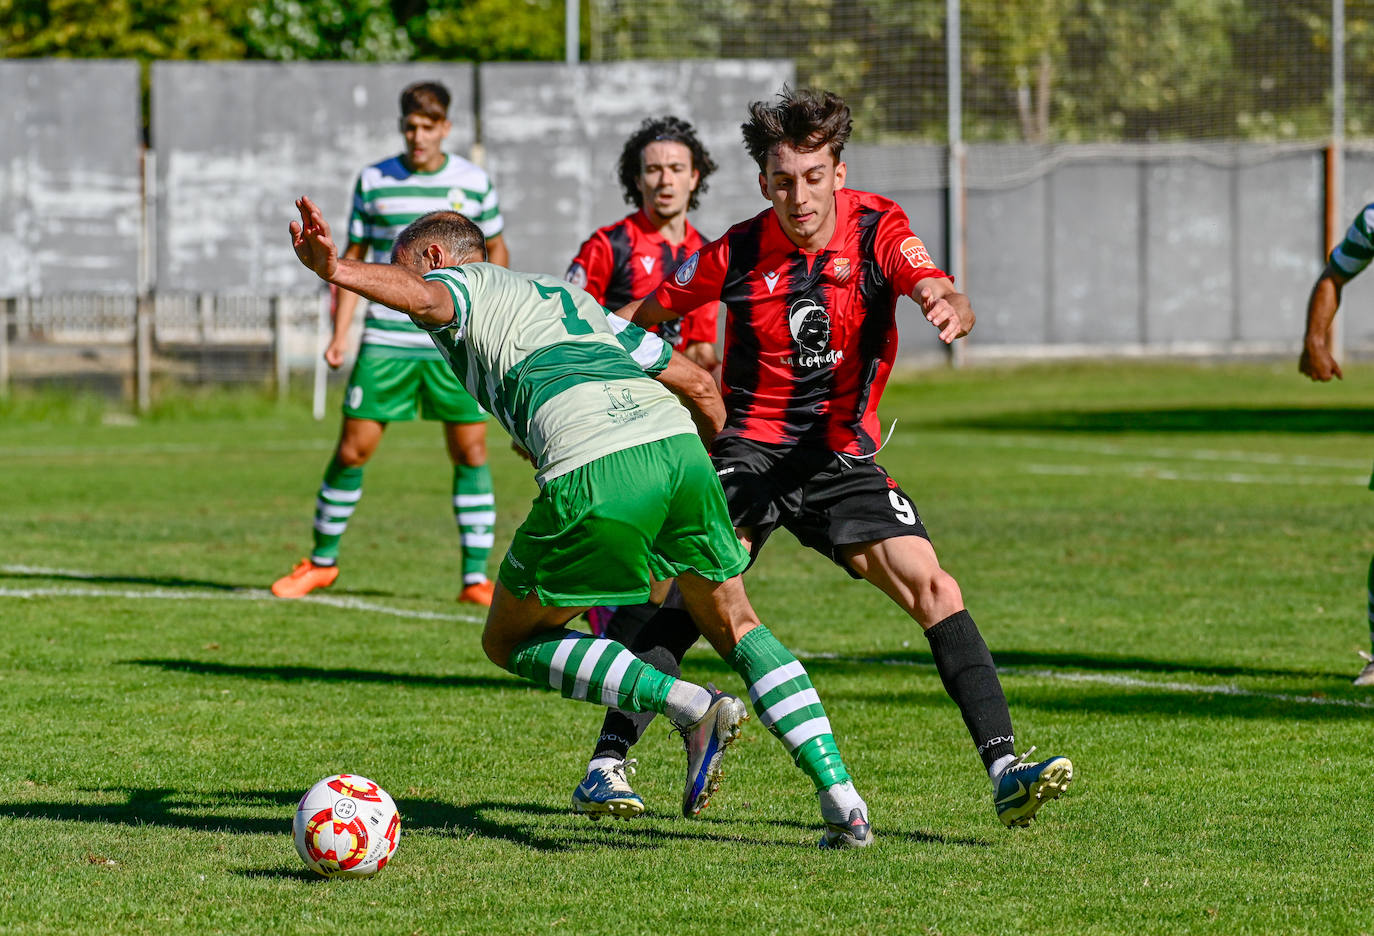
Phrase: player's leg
[
  {"left": 271, "top": 415, "right": 384, "bottom": 598},
  {"left": 1357, "top": 554, "right": 1374, "bottom": 686},
  {"left": 496, "top": 442, "right": 748, "bottom": 818},
  {"left": 443, "top": 420, "right": 496, "bottom": 606},
  {"left": 844, "top": 533, "right": 1072, "bottom": 827},
  {"left": 421, "top": 361, "right": 496, "bottom": 606}
]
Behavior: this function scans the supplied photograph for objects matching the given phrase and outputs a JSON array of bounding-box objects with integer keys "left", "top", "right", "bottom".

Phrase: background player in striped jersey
[
  {"left": 287, "top": 199, "right": 873, "bottom": 847},
  {"left": 1300, "top": 202, "right": 1374, "bottom": 685},
  {"left": 567, "top": 115, "right": 720, "bottom": 372},
  {"left": 565, "top": 119, "right": 719, "bottom": 649},
  {"left": 272, "top": 81, "right": 508, "bottom": 606},
  {"left": 575, "top": 87, "right": 1073, "bottom": 832}
]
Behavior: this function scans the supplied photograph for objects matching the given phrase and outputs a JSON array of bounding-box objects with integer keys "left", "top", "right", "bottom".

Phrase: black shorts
[{"left": 709, "top": 435, "right": 929, "bottom": 578}]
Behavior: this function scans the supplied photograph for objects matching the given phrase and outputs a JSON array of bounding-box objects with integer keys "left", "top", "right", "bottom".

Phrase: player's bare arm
[
  {"left": 291, "top": 196, "right": 454, "bottom": 329},
  {"left": 1300, "top": 266, "right": 1347, "bottom": 381},
  {"left": 682, "top": 341, "right": 719, "bottom": 373},
  {"left": 619, "top": 295, "right": 677, "bottom": 326},
  {"left": 916, "top": 276, "right": 974, "bottom": 344},
  {"left": 325, "top": 241, "right": 370, "bottom": 368},
  {"left": 654, "top": 350, "right": 725, "bottom": 445},
  {"left": 486, "top": 234, "right": 510, "bottom": 268}
]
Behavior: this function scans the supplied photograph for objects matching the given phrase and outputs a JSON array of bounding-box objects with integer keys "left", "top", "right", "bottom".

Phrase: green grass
[{"left": 2, "top": 360, "right": 1372, "bottom": 935}]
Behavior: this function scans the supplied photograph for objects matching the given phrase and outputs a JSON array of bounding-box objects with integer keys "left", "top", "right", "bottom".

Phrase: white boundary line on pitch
[
  {"left": 7, "top": 566, "right": 1365, "bottom": 709},
  {"left": 0, "top": 566, "right": 483, "bottom": 624},
  {"left": 0, "top": 437, "right": 443, "bottom": 459},
  {"left": 793, "top": 651, "right": 1374, "bottom": 709},
  {"left": 1022, "top": 463, "right": 1368, "bottom": 486}
]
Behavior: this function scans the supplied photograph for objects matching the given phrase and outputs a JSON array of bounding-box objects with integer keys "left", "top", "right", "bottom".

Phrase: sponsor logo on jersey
[
  {"left": 565, "top": 262, "right": 588, "bottom": 288},
  {"left": 674, "top": 251, "right": 699, "bottom": 285},
  {"left": 832, "top": 257, "right": 851, "bottom": 281},
  {"left": 899, "top": 236, "right": 933, "bottom": 269},
  {"left": 762, "top": 270, "right": 781, "bottom": 294},
  {"left": 639, "top": 255, "right": 656, "bottom": 275},
  {"left": 603, "top": 383, "right": 648, "bottom": 425},
  {"left": 783, "top": 297, "right": 842, "bottom": 368}
]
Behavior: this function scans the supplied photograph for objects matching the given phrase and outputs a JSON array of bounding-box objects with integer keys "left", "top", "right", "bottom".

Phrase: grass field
[{"left": 2, "top": 360, "right": 1371, "bottom": 935}]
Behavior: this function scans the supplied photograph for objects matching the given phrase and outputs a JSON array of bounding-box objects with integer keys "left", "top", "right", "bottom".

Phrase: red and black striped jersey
[
  {"left": 653, "top": 188, "right": 947, "bottom": 455},
  {"left": 566, "top": 209, "right": 717, "bottom": 352}
]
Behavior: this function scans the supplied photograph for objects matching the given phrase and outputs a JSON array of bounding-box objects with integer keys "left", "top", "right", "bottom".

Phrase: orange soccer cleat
[
  {"left": 457, "top": 580, "right": 495, "bottom": 607},
  {"left": 271, "top": 559, "right": 340, "bottom": 598}
]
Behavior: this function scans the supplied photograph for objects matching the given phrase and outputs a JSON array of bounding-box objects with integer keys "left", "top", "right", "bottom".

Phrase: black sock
[
  {"left": 925, "top": 610, "right": 1015, "bottom": 771},
  {"left": 592, "top": 605, "right": 700, "bottom": 761}
]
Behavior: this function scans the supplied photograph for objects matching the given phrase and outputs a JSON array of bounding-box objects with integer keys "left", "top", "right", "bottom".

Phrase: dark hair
[
  {"left": 617, "top": 115, "right": 717, "bottom": 211},
  {"left": 392, "top": 211, "right": 487, "bottom": 264},
  {"left": 741, "top": 87, "right": 852, "bottom": 172},
  {"left": 400, "top": 81, "right": 450, "bottom": 121}
]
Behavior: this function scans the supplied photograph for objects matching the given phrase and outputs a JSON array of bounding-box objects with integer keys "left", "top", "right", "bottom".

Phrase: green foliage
[
  {"left": 405, "top": 0, "right": 567, "bottom": 62},
  {"left": 242, "top": 0, "right": 414, "bottom": 62}
]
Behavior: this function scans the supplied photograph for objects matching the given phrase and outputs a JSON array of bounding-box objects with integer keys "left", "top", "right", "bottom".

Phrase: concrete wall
[
  {"left": 0, "top": 60, "right": 142, "bottom": 296},
  {"left": 478, "top": 60, "right": 794, "bottom": 280},
  {"left": 152, "top": 61, "right": 475, "bottom": 294}
]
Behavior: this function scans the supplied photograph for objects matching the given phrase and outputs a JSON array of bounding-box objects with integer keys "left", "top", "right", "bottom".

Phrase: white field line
[
  {"left": 0, "top": 566, "right": 483, "bottom": 624},
  {"left": 794, "top": 652, "right": 1374, "bottom": 710},
  {"left": 0, "top": 437, "right": 441, "bottom": 459},
  {"left": 1023, "top": 462, "right": 1369, "bottom": 487},
  {"left": 893, "top": 432, "right": 1372, "bottom": 470}
]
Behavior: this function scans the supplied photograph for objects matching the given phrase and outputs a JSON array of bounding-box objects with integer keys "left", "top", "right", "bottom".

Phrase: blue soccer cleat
[
  {"left": 994, "top": 747, "right": 1073, "bottom": 828},
  {"left": 679, "top": 684, "right": 748, "bottom": 818},
  {"left": 571, "top": 758, "right": 644, "bottom": 820}
]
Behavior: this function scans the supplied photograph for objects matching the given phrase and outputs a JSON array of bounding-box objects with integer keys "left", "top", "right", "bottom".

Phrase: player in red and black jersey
[
  {"left": 566, "top": 115, "right": 720, "bottom": 372},
  {"left": 574, "top": 89, "right": 1073, "bottom": 843}
]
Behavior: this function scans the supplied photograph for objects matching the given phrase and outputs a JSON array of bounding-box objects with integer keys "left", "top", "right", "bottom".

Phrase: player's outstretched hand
[
  {"left": 920, "top": 283, "right": 973, "bottom": 344},
  {"left": 290, "top": 196, "right": 339, "bottom": 282},
  {"left": 1299, "top": 341, "right": 1343, "bottom": 381}
]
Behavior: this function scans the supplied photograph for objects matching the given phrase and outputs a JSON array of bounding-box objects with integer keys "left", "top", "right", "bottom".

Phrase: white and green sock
[
  {"left": 310, "top": 457, "right": 362, "bottom": 567},
  {"left": 454, "top": 464, "right": 494, "bottom": 585},
  {"left": 509, "top": 629, "right": 701, "bottom": 719}
]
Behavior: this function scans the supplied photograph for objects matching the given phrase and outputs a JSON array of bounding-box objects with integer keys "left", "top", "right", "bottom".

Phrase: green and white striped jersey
[
  {"left": 421, "top": 263, "right": 695, "bottom": 486},
  {"left": 1330, "top": 203, "right": 1374, "bottom": 279},
  {"left": 349, "top": 154, "right": 504, "bottom": 356}
]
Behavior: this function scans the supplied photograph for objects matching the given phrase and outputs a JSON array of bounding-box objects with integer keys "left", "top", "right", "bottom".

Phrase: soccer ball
[{"left": 292, "top": 774, "right": 400, "bottom": 878}]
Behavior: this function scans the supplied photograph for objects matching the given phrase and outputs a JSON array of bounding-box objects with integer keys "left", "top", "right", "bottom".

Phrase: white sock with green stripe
[
  {"left": 728, "top": 625, "right": 852, "bottom": 791},
  {"left": 509, "top": 629, "right": 708, "bottom": 723},
  {"left": 310, "top": 458, "right": 363, "bottom": 567},
  {"left": 453, "top": 464, "right": 494, "bottom": 585}
]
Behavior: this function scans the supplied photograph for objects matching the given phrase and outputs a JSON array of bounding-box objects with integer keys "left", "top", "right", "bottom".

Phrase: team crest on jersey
[
  {"left": 899, "top": 236, "right": 933, "bottom": 269},
  {"left": 447, "top": 188, "right": 472, "bottom": 212},
  {"left": 565, "top": 262, "right": 588, "bottom": 288},
  {"left": 832, "top": 257, "right": 851, "bottom": 281},
  {"left": 784, "top": 297, "right": 842, "bottom": 369},
  {"left": 639, "top": 256, "right": 656, "bottom": 275},
  {"left": 674, "top": 251, "right": 699, "bottom": 285}
]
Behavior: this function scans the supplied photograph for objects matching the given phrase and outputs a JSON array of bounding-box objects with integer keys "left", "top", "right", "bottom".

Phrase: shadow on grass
[
  {"left": 1, "top": 789, "right": 860, "bottom": 853},
  {"left": 0, "top": 567, "right": 398, "bottom": 599},
  {"left": 124, "top": 658, "right": 530, "bottom": 692},
  {"left": 932, "top": 406, "right": 1373, "bottom": 434}
]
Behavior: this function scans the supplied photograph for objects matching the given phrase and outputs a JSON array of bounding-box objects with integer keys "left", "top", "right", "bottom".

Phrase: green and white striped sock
[
  {"left": 508, "top": 630, "right": 679, "bottom": 715},
  {"left": 730, "top": 625, "right": 851, "bottom": 791},
  {"left": 310, "top": 458, "right": 363, "bottom": 567},
  {"left": 454, "top": 464, "right": 494, "bottom": 585}
]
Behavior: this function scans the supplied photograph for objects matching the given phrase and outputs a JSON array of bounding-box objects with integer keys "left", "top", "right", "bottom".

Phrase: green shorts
[
  {"left": 344, "top": 348, "right": 486, "bottom": 424},
  {"left": 499, "top": 433, "right": 749, "bottom": 607}
]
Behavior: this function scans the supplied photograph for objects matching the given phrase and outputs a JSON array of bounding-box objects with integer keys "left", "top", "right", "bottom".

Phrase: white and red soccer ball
[{"left": 293, "top": 774, "right": 400, "bottom": 878}]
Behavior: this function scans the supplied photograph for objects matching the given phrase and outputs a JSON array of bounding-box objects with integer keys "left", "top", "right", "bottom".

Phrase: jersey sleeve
[
  {"left": 653, "top": 236, "right": 729, "bottom": 315},
  {"left": 471, "top": 174, "right": 505, "bottom": 240},
  {"left": 676, "top": 302, "right": 719, "bottom": 346},
  {"left": 347, "top": 175, "right": 369, "bottom": 246},
  {"left": 421, "top": 267, "right": 473, "bottom": 335},
  {"left": 566, "top": 232, "right": 614, "bottom": 304},
  {"left": 872, "top": 203, "right": 949, "bottom": 295},
  {"left": 1330, "top": 204, "right": 1374, "bottom": 279},
  {"left": 603, "top": 310, "right": 672, "bottom": 376}
]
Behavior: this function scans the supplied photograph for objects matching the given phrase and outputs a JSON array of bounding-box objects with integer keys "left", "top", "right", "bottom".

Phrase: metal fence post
[
  {"left": 312, "top": 290, "right": 329, "bottom": 420},
  {"left": 274, "top": 295, "right": 289, "bottom": 404},
  {"left": 135, "top": 296, "right": 152, "bottom": 413},
  {"left": 946, "top": 0, "right": 966, "bottom": 368},
  {"left": 0, "top": 298, "right": 10, "bottom": 398}
]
